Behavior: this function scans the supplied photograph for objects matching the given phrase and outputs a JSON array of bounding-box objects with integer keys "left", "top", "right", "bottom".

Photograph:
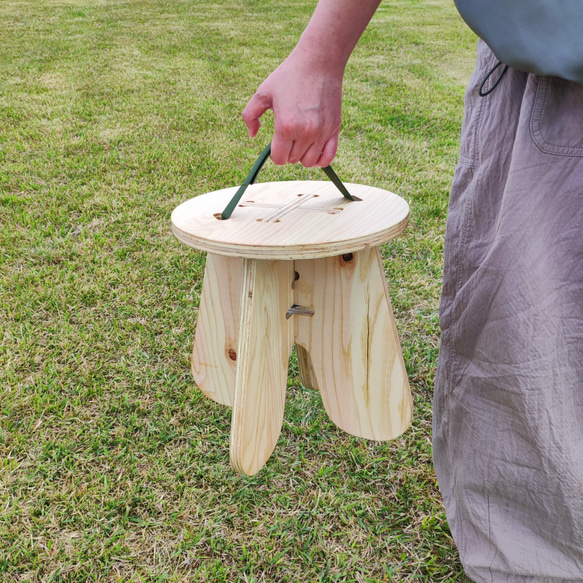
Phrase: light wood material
[
  {"left": 294, "top": 248, "right": 412, "bottom": 440},
  {"left": 192, "top": 254, "right": 243, "bottom": 406},
  {"left": 172, "top": 179, "right": 413, "bottom": 475},
  {"left": 171, "top": 181, "right": 409, "bottom": 259},
  {"left": 229, "top": 259, "right": 295, "bottom": 475},
  {"left": 192, "top": 250, "right": 412, "bottom": 447}
]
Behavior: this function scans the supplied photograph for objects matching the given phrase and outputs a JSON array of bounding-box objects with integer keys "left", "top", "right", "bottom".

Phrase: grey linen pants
[{"left": 433, "top": 41, "right": 583, "bottom": 582}]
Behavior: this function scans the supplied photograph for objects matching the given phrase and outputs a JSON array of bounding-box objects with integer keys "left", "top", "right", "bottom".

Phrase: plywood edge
[{"left": 171, "top": 216, "right": 409, "bottom": 260}]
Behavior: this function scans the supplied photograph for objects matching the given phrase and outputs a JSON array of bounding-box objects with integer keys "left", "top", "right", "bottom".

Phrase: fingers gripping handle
[{"left": 220, "top": 143, "right": 356, "bottom": 220}]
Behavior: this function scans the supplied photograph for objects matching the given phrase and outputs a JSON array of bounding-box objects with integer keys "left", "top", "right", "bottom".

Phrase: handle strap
[{"left": 221, "top": 143, "right": 356, "bottom": 219}]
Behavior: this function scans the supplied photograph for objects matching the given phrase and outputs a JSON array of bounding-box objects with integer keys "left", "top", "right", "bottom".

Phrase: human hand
[
  {"left": 243, "top": 0, "right": 381, "bottom": 167},
  {"left": 242, "top": 51, "right": 344, "bottom": 168}
]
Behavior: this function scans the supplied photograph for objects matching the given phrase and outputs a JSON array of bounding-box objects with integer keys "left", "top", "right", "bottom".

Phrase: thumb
[{"left": 242, "top": 92, "right": 272, "bottom": 138}]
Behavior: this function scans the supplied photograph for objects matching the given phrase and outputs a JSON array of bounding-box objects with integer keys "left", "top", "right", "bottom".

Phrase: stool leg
[
  {"left": 230, "top": 258, "right": 294, "bottom": 475},
  {"left": 294, "top": 247, "right": 412, "bottom": 441},
  {"left": 192, "top": 253, "right": 244, "bottom": 406}
]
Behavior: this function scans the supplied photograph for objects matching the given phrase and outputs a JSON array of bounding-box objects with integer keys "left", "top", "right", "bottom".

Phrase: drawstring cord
[{"left": 479, "top": 61, "right": 509, "bottom": 96}]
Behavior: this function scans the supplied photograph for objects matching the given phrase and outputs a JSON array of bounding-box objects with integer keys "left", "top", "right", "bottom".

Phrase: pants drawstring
[{"left": 479, "top": 61, "right": 509, "bottom": 96}]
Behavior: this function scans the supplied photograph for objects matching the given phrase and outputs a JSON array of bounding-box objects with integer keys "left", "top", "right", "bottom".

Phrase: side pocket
[
  {"left": 458, "top": 40, "right": 498, "bottom": 167},
  {"left": 530, "top": 76, "right": 583, "bottom": 157},
  {"left": 458, "top": 64, "right": 488, "bottom": 167}
]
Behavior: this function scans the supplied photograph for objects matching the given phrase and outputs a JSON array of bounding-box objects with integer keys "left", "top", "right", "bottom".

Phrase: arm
[{"left": 243, "top": 0, "right": 382, "bottom": 167}]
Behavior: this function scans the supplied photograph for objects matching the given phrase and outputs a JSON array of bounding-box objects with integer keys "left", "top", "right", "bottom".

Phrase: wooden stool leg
[
  {"left": 294, "top": 247, "right": 412, "bottom": 441},
  {"left": 192, "top": 253, "right": 244, "bottom": 406},
  {"left": 230, "top": 258, "right": 295, "bottom": 475}
]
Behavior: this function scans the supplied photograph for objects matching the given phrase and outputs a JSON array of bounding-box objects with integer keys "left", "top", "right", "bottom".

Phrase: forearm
[{"left": 293, "top": 0, "right": 383, "bottom": 73}]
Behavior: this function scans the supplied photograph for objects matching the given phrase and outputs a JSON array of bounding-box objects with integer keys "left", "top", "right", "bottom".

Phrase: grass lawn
[{"left": 0, "top": 0, "right": 477, "bottom": 581}]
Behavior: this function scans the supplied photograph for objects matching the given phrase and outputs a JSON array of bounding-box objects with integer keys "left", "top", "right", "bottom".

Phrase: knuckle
[
  {"left": 277, "top": 119, "right": 297, "bottom": 139},
  {"left": 302, "top": 116, "right": 319, "bottom": 136}
]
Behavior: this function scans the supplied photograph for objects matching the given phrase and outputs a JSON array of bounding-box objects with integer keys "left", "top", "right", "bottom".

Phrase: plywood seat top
[{"left": 171, "top": 180, "right": 409, "bottom": 259}]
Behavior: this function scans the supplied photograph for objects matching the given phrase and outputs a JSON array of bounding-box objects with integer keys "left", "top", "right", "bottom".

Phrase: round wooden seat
[{"left": 171, "top": 180, "right": 409, "bottom": 259}]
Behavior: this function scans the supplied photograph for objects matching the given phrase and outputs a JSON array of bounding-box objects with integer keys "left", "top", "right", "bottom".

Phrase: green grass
[{"left": 1, "top": 0, "right": 477, "bottom": 580}]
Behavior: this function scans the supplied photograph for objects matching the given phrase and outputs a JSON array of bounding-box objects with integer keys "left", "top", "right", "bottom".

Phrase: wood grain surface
[
  {"left": 171, "top": 181, "right": 409, "bottom": 259},
  {"left": 229, "top": 259, "right": 295, "bottom": 476},
  {"left": 191, "top": 253, "right": 243, "bottom": 406},
  {"left": 294, "top": 248, "right": 412, "bottom": 440}
]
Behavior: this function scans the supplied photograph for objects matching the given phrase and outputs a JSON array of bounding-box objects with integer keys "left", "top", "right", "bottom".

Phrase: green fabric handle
[
  {"left": 321, "top": 164, "right": 356, "bottom": 202},
  {"left": 220, "top": 143, "right": 356, "bottom": 220}
]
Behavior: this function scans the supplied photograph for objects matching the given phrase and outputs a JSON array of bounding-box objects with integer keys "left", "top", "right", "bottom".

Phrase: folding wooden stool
[{"left": 171, "top": 145, "right": 412, "bottom": 475}]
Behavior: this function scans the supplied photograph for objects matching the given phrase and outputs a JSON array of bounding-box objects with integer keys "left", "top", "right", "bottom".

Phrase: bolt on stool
[{"left": 171, "top": 145, "right": 412, "bottom": 475}]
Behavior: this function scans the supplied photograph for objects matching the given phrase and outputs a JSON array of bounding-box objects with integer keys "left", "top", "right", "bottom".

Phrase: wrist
[{"left": 291, "top": 31, "right": 350, "bottom": 76}]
